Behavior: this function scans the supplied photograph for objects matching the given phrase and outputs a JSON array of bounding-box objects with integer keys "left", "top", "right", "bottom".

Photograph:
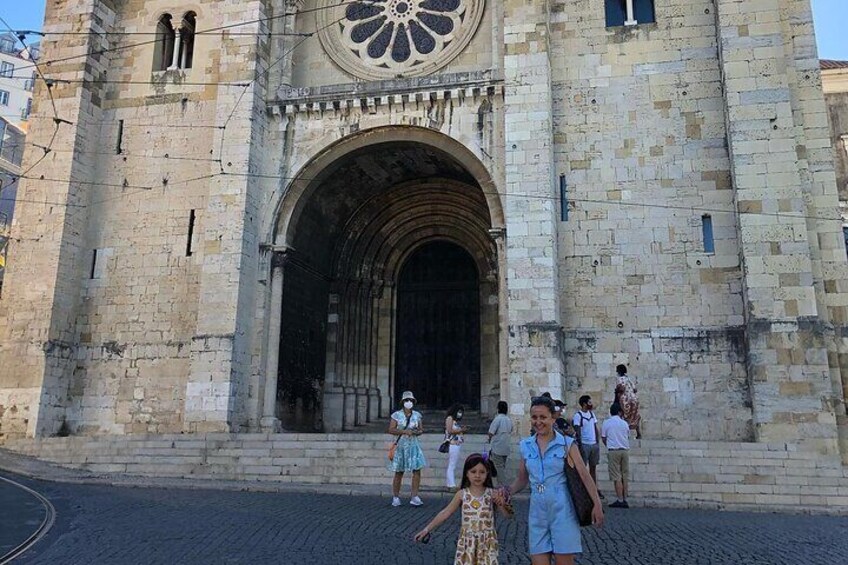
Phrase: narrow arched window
[
  {"left": 178, "top": 12, "right": 196, "bottom": 70},
  {"left": 153, "top": 14, "right": 176, "bottom": 71}
]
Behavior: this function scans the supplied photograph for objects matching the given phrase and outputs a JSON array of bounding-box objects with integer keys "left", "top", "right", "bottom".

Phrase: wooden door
[{"left": 395, "top": 241, "right": 480, "bottom": 410}]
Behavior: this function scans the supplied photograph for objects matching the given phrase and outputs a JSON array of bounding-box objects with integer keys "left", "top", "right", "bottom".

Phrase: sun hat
[{"left": 401, "top": 391, "right": 416, "bottom": 402}]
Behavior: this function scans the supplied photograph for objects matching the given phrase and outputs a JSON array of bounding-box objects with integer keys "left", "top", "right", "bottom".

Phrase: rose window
[{"left": 317, "top": 0, "right": 485, "bottom": 80}]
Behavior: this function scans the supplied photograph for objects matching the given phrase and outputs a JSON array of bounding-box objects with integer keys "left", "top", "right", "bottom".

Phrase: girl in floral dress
[{"left": 414, "top": 453, "right": 512, "bottom": 564}]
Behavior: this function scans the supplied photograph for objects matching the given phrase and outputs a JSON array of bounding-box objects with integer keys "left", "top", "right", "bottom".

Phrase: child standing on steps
[{"left": 414, "top": 453, "right": 513, "bottom": 565}]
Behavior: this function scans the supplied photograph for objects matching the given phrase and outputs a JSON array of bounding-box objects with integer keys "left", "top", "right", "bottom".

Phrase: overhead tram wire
[
  {"left": 0, "top": 2, "right": 359, "bottom": 211},
  {"left": 16, "top": 30, "right": 314, "bottom": 37},
  {"left": 0, "top": 16, "right": 66, "bottom": 191},
  {"left": 216, "top": 1, "right": 372, "bottom": 172},
  {"left": 11, "top": 0, "right": 356, "bottom": 74},
  {"left": 0, "top": 3, "right": 363, "bottom": 215},
  {"left": 5, "top": 7, "right": 844, "bottom": 226},
  {"left": 4, "top": 167, "right": 845, "bottom": 224}
]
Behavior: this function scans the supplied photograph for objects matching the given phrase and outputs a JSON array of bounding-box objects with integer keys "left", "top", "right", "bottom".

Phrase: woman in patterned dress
[
  {"left": 614, "top": 364, "right": 642, "bottom": 439},
  {"left": 389, "top": 390, "right": 427, "bottom": 507},
  {"left": 414, "top": 453, "right": 511, "bottom": 564}
]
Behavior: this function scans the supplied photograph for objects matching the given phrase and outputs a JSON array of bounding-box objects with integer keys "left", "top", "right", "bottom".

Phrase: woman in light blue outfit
[
  {"left": 503, "top": 396, "right": 603, "bottom": 565},
  {"left": 388, "top": 390, "right": 427, "bottom": 507}
]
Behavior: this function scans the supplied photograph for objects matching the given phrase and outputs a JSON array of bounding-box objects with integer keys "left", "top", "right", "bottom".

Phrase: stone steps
[{"left": 4, "top": 434, "right": 848, "bottom": 512}]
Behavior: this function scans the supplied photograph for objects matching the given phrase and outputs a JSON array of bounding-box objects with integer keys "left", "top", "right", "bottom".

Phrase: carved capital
[
  {"left": 271, "top": 250, "right": 291, "bottom": 270},
  {"left": 488, "top": 227, "right": 506, "bottom": 241}
]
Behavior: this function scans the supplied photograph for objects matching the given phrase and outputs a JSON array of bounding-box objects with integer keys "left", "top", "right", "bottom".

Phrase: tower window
[
  {"left": 606, "top": 0, "right": 656, "bottom": 27},
  {"left": 178, "top": 12, "right": 196, "bottom": 70},
  {"left": 153, "top": 14, "right": 176, "bottom": 71},
  {"left": 152, "top": 12, "right": 196, "bottom": 72}
]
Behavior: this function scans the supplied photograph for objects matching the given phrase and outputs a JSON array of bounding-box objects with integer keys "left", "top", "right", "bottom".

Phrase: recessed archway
[{"left": 265, "top": 127, "right": 504, "bottom": 432}]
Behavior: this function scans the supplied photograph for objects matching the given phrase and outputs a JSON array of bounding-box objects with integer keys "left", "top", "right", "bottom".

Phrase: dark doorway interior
[{"left": 395, "top": 241, "right": 480, "bottom": 410}]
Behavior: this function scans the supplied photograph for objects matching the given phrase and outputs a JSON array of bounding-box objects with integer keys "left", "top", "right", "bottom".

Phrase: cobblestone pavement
[{"left": 8, "top": 474, "right": 848, "bottom": 565}]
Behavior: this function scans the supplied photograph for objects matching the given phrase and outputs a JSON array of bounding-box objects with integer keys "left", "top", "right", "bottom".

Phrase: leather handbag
[
  {"left": 564, "top": 447, "right": 594, "bottom": 527},
  {"left": 438, "top": 438, "right": 450, "bottom": 453}
]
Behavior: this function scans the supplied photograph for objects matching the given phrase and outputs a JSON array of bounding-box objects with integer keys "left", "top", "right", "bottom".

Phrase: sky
[{"left": 0, "top": 1, "right": 846, "bottom": 58}]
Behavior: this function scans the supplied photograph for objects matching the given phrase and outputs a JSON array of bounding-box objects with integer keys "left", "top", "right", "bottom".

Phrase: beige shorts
[{"left": 607, "top": 449, "right": 629, "bottom": 483}]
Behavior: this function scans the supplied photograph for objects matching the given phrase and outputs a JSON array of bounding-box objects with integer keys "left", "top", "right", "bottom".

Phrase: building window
[
  {"left": 844, "top": 227, "right": 848, "bottom": 256},
  {"left": 22, "top": 98, "right": 32, "bottom": 120},
  {"left": 178, "top": 12, "right": 196, "bottom": 70},
  {"left": 0, "top": 90, "right": 8, "bottom": 106},
  {"left": 152, "top": 12, "right": 196, "bottom": 72},
  {"left": 0, "top": 36, "right": 14, "bottom": 54},
  {"left": 702, "top": 215, "right": 715, "bottom": 254},
  {"left": 606, "top": 0, "right": 656, "bottom": 27},
  {"left": 153, "top": 14, "right": 176, "bottom": 71},
  {"left": 0, "top": 62, "right": 13, "bottom": 78}
]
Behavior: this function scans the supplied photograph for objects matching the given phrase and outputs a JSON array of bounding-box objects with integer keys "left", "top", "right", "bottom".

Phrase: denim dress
[{"left": 519, "top": 432, "right": 582, "bottom": 555}]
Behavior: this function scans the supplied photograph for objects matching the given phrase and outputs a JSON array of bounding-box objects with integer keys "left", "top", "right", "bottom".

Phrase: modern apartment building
[{"left": 0, "top": 32, "right": 39, "bottom": 129}]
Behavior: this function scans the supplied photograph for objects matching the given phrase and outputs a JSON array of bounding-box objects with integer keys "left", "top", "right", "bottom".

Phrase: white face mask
[
  {"left": 456, "top": 412, "right": 463, "bottom": 419},
  {"left": 403, "top": 401, "right": 414, "bottom": 410}
]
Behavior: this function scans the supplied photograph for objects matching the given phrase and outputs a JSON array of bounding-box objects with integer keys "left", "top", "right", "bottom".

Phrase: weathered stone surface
[{"left": 0, "top": 0, "right": 846, "bottom": 509}]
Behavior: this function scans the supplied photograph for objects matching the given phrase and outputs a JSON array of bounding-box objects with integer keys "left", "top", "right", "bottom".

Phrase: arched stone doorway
[
  {"left": 264, "top": 128, "right": 504, "bottom": 432},
  {"left": 396, "top": 241, "right": 480, "bottom": 411}
]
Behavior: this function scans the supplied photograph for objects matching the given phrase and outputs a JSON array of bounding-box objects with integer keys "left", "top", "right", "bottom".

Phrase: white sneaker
[
  {"left": 410, "top": 496, "right": 423, "bottom": 507},
  {"left": 391, "top": 497, "right": 402, "bottom": 507}
]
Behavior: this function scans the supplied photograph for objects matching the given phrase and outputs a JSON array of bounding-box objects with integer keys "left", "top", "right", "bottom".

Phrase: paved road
[
  {"left": 5, "top": 475, "right": 848, "bottom": 564},
  {"left": 0, "top": 477, "right": 47, "bottom": 559}
]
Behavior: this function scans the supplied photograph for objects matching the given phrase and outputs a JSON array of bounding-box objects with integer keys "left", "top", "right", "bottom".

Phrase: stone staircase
[{"left": 4, "top": 434, "right": 848, "bottom": 513}]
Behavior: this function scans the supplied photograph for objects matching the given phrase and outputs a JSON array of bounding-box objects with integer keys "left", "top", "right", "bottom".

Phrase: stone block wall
[
  {"left": 549, "top": 0, "right": 748, "bottom": 438},
  {"left": 0, "top": 0, "right": 276, "bottom": 439},
  {"left": 0, "top": 0, "right": 846, "bottom": 466}
]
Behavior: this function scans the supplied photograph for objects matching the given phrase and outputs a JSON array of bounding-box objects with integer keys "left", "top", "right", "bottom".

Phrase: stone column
[
  {"left": 0, "top": 0, "right": 117, "bottom": 438},
  {"left": 261, "top": 250, "right": 288, "bottom": 431},
  {"left": 715, "top": 0, "right": 846, "bottom": 453},
  {"left": 503, "top": 0, "right": 563, "bottom": 419},
  {"left": 183, "top": 1, "right": 267, "bottom": 433}
]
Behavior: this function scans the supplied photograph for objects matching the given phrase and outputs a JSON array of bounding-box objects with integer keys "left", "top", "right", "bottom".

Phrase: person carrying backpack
[{"left": 572, "top": 395, "right": 604, "bottom": 500}]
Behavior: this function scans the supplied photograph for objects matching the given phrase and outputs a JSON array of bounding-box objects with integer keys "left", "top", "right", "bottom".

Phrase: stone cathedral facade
[{"left": 1, "top": 0, "right": 847, "bottom": 479}]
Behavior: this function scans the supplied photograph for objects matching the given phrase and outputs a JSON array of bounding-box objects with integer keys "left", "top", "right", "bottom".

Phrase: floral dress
[
  {"left": 389, "top": 410, "right": 426, "bottom": 472},
  {"left": 614, "top": 375, "right": 641, "bottom": 430},
  {"left": 454, "top": 488, "right": 499, "bottom": 565}
]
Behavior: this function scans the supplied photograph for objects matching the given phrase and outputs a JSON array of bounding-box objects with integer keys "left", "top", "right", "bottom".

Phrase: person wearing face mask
[
  {"left": 444, "top": 403, "right": 466, "bottom": 489},
  {"left": 572, "top": 395, "right": 603, "bottom": 499},
  {"left": 389, "top": 391, "right": 426, "bottom": 507}
]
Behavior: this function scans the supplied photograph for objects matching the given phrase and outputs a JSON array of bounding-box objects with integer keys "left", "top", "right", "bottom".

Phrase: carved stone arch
[
  {"left": 268, "top": 125, "right": 504, "bottom": 248},
  {"left": 262, "top": 125, "right": 505, "bottom": 432}
]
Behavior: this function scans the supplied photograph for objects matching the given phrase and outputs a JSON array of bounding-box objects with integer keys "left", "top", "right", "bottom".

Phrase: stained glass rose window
[{"left": 317, "top": 0, "right": 485, "bottom": 80}]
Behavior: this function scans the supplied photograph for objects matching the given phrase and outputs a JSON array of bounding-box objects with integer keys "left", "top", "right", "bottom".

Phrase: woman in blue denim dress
[{"left": 501, "top": 396, "right": 603, "bottom": 564}]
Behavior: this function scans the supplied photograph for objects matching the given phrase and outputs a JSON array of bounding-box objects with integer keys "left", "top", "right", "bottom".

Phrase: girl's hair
[
  {"left": 530, "top": 395, "right": 556, "bottom": 415},
  {"left": 460, "top": 453, "right": 495, "bottom": 489},
  {"left": 446, "top": 403, "right": 464, "bottom": 418}
]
